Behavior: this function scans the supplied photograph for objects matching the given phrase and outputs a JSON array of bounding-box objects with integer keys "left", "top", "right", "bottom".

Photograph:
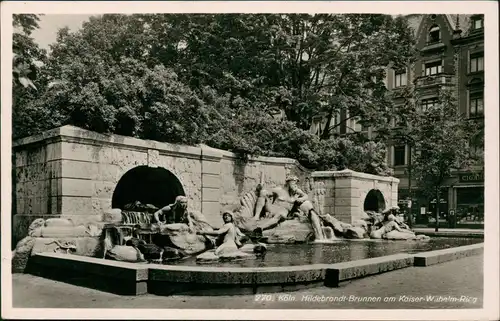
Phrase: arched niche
[
  {"left": 363, "top": 189, "right": 387, "bottom": 212},
  {"left": 111, "top": 165, "right": 185, "bottom": 209}
]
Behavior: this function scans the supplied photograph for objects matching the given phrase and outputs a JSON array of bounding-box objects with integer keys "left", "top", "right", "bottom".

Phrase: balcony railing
[
  {"left": 390, "top": 86, "right": 408, "bottom": 98},
  {"left": 421, "top": 41, "right": 446, "bottom": 52},
  {"left": 414, "top": 74, "right": 454, "bottom": 88}
]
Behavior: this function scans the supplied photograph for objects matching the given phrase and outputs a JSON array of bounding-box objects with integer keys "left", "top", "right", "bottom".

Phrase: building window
[
  {"left": 420, "top": 98, "right": 438, "bottom": 112},
  {"left": 394, "top": 70, "right": 407, "bottom": 87},
  {"left": 428, "top": 25, "right": 441, "bottom": 43},
  {"left": 393, "top": 145, "right": 406, "bottom": 166},
  {"left": 469, "top": 92, "right": 484, "bottom": 118},
  {"left": 360, "top": 123, "right": 369, "bottom": 138},
  {"left": 424, "top": 60, "right": 443, "bottom": 76},
  {"left": 469, "top": 52, "right": 484, "bottom": 73},
  {"left": 347, "top": 117, "right": 362, "bottom": 133},
  {"left": 456, "top": 187, "right": 484, "bottom": 223},
  {"left": 471, "top": 17, "right": 484, "bottom": 30},
  {"left": 470, "top": 139, "right": 483, "bottom": 158},
  {"left": 392, "top": 113, "right": 404, "bottom": 127}
]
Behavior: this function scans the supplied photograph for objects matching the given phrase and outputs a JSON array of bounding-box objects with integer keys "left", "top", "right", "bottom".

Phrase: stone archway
[
  {"left": 111, "top": 166, "right": 185, "bottom": 209},
  {"left": 363, "top": 189, "right": 386, "bottom": 212}
]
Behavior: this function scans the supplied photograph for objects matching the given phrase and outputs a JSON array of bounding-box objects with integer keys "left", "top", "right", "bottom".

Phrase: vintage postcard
[{"left": 1, "top": 1, "right": 498, "bottom": 320}]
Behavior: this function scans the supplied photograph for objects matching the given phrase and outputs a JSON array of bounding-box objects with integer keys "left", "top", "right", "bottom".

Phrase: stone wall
[
  {"left": 13, "top": 140, "right": 60, "bottom": 216},
  {"left": 312, "top": 170, "right": 399, "bottom": 223},
  {"left": 216, "top": 148, "right": 310, "bottom": 212},
  {"left": 12, "top": 126, "right": 398, "bottom": 244},
  {"left": 12, "top": 126, "right": 310, "bottom": 242}
]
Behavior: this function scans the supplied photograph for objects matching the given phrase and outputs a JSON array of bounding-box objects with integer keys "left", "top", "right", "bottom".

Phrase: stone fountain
[
  {"left": 11, "top": 126, "right": 430, "bottom": 273},
  {"left": 13, "top": 167, "right": 429, "bottom": 271}
]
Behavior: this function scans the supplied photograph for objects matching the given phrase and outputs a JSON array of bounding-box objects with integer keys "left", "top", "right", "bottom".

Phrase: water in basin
[{"left": 168, "top": 238, "right": 482, "bottom": 268}]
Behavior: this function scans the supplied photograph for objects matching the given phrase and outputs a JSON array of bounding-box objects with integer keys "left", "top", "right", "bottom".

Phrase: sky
[
  {"left": 29, "top": 13, "right": 406, "bottom": 51},
  {"left": 31, "top": 14, "right": 95, "bottom": 50}
]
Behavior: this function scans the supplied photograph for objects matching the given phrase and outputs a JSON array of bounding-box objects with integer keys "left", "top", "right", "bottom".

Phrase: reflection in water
[
  {"left": 349, "top": 241, "right": 368, "bottom": 260},
  {"left": 168, "top": 238, "right": 482, "bottom": 268},
  {"left": 310, "top": 244, "right": 324, "bottom": 265}
]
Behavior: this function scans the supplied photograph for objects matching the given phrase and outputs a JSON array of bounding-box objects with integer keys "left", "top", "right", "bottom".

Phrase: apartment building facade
[
  {"left": 390, "top": 14, "right": 484, "bottom": 226},
  {"left": 310, "top": 14, "right": 485, "bottom": 226}
]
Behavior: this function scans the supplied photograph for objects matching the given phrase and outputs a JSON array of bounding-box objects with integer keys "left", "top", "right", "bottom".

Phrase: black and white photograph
[{"left": 1, "top": 1, "right": 498, "bottom": 320}]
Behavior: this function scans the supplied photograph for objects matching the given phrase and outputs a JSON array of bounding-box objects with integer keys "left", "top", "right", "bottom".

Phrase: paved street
[
  {"left": 412, "top": 228, "right": 484, "bottom": 237},
  {"left": 12, "top": 254, "right": 483, "bottom": 309},
  {"left": 412, "top": 228, "right": 483, "bottom": 234}
]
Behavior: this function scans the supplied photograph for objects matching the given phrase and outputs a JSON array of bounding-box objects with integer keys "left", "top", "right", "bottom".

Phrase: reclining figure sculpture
[
  {"left": 230, "top": 176, "right": 429, "bottom": 242},
  {"left": 12, "top": 217, "right": 104, "bottom": 272},
  {"left": 321, "top": 206, "right": 429, "bottom": 240},
  {"left": 196, "top": 211, "right": 267, "bottom": 262},
  {"left": 369, "top": 207, "right": 429, "bottom": 240},
  {"left": 104, "top": 197, "right": 267, "bottom": 263},
  {"left": 231, "top": 175, "right": 332, "bottom": 242}
]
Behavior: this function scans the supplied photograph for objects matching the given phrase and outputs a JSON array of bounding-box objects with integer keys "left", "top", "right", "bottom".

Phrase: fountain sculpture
[
  {"left": 231, "top": 175, "right": 334, "bottom": 243},
  {"left": 95, "top": 174, "right": 428, "bottom": 265},
  {"left": 12, "top": 169, "right": 429, "bottom": 272}
]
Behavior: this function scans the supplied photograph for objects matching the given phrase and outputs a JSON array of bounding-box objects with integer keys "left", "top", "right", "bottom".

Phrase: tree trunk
[
  {"left": 435, "top": 187, "right": 440, "bottom": 232},
  {"left": 407, "top": 144, "right": 413, "bottom": 228},
  {"left": 320, "top": 108, "right": 334, "bottom": 140}
]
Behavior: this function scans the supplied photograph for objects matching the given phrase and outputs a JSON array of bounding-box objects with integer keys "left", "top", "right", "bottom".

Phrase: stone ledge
[
  {"left": 31, "top": 253, "right": 148, "bottom": 281},
  {"left": 324, "top": 253, "right": 414, "bottom": 287},
  {"left": 14, "top": 126, "right": 308, "bottom": 172},
  {"left": 200, "top": 145, "right": 223, "bottom": 161},
  {"left": 312, "top": 169, "right": 399, "bottom": 183},
  {"left": 148, "top": 263, "right": 328, "bottom": 284},
  {"left": 413, "top": 243, "right": 484, "bottom": 267},
  {"left": 13, "top": 127, "right": 64, "bottom": 148},
  {"left": 201, "top": 143, "right": 309, "bottom": 172},
  {"left": 28, "top": 253, "right": 148, "bottom": 295},
  {"left": 14, "top": 125, "right": 203, "bottom": 159},
  {"left": 412, "top": 229, "right": 484, "bottom": 238},
  {"left": 148, "top": 263, "right": 328, "bottom": 295},
  {"left": 148, "top": 280, "right": 323, "bottom": 296}
]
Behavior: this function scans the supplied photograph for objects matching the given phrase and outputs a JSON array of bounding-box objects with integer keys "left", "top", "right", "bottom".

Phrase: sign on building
[{"left": 458, "top": 172, "right": 484, "bottom": 183}]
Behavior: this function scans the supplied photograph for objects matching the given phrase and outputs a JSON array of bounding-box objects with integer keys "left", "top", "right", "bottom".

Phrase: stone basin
[
  {"left": 167, "top": 237, "right": 483, "bottom": 268},
  {"left": 27, "top": 240, "right": 484, "bottom": 296}
]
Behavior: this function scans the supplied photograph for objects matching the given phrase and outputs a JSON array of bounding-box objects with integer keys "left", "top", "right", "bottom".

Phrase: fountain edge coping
[
  {"left": 27, "top": 242, "right": 483, "bottom": 294},
  {"left": 413, "top": 243, "right": 484, "bottom": 266},
  {"left": 30, "top": 252, "right": 149, "bottom": 281},
  {"left": 312, "top": 169, "right": 400, "bottom": 183},
  {"left": 14, "top": 126, "right": 405, "bottom": 177}
]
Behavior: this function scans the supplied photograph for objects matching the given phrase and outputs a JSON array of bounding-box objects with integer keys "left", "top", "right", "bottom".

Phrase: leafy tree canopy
[
  {"left": 13, "top": 14, "right": 418, "bottom": 175},
  {"left": 12, "top": 14, "right": 49, "bottom": 138},
  {"left": 409, "top": 88, "right": 476, "bottom": 199}
]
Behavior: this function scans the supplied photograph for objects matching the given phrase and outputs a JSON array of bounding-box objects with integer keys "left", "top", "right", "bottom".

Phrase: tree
[
  {"left": 153, "top": 14, "right": 417, "bottom": 135},
  {"left": 12, "top": 14, "right": 47, "bottom": 91},
  {"left": 14, "top": 14, "right": 415, "bottom": 175},
  {"left": 379, "top": 84, "right": 419, "bottom": 226},
  {"left": 12, "top": 14, "right": 50, "bottom": 138},
  {"left": 67, "top": 14, "right": 414, "bottom": 135},
  {"left": 410, "top": 88, "right": 474, "bottom": 231}
]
